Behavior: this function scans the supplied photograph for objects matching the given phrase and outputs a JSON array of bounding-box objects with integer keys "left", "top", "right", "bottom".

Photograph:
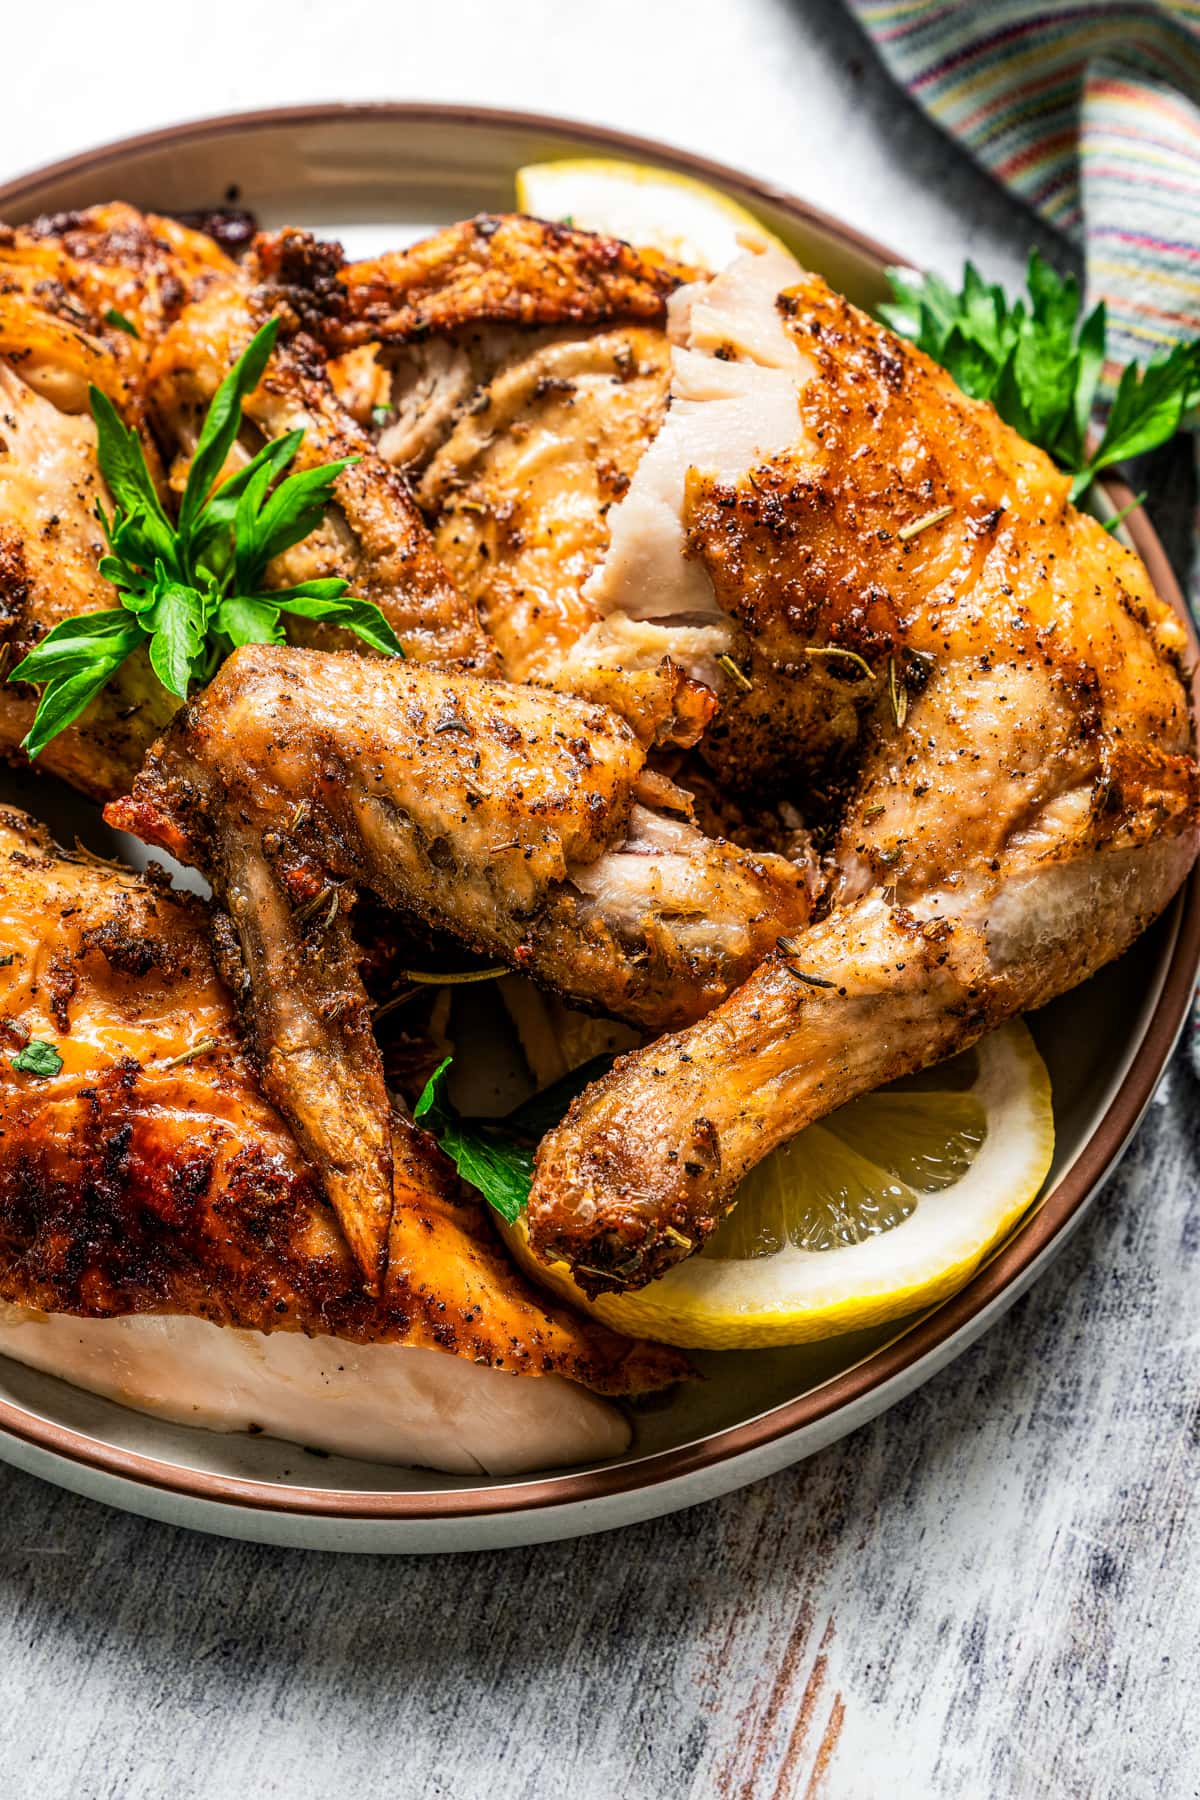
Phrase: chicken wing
[
  {"left": 523, "top": 250, "right": 1200, "bottom": 1294},
  {"left": 0, "top": 806, "right": 685, "bottom": 1444},
  {"left": 107, "top": 646, "right": 812, "bottom": 1282}
]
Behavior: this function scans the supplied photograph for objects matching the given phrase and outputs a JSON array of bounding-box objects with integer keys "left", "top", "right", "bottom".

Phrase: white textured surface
[{"left": 0, "top": 2, "right": 1196, "bottom": 1794}]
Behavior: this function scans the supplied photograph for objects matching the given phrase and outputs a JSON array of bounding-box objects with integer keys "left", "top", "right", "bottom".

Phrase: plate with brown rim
[{"left": 0, "top": 103, "right": 1195, "bottom": 1553}]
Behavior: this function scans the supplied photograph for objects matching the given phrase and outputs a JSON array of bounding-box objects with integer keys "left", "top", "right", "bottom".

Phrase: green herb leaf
[
  {"left": 1086, "top": 341, "right": 1200, "bottom": 473},
  {"left": 504, "top": 1054, "right": 616, "bottom": 1137},
  {"left": 192, "top": 428, "right": 304, "bottom": 569},
  {"left": 272, "top": 590, "right": 404, "bottom": 658},
  {"left": 11, "top": 611, "right": 144, "bottom": 759},
  {"left": 88, "top": 387, "right": 178, "bottom": 572},
  {"left": 10, "top": 323, "right": 398, "bottom": 755},
  {"left": 237, "top": 458, "right": 357, "bottom": 591},
  {"left": 215, "top": 594, "right": 287, "bottom": 648},
  {"left": 104, "top": 307, "right": 140, "bottom": 339},
  {"left": 10, "top": 1038, "right": 63, "bottom": 1078},
  {"left": 144, "top": 581, "right": 209, "bottom": 699},
  {"left": 177, "top": 319, "right": 280, "bottom": 545},
  {"left": 413, "top": 1054, "right": 615, "bottom": 1223},
  {"left": 414, "top": 1057, "right": 533, "bottom": 1224},
  {"left": 880, "top": 256, "right": 1200, "bottom": 499}
]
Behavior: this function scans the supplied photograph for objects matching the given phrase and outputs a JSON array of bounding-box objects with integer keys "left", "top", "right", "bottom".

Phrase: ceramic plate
[{"left": 0, "top": 105, "right": 1195, "bottom": 1553}]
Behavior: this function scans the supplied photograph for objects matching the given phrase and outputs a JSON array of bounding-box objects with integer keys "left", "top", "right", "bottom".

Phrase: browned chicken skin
[
  {"left": 0, "top": 214, "right": 206, "bottom": 797},
  {"left": 0, "top": 806, "right": 683, "bottom": 1394},
  {"left": 0, "top": 206, "right": 494, "bottom": 807},
  {"left": 521, "top": 253, "right": 1200, "bottom": 1295},
  {"left": 107, "top": 647, "right": 811, "bottom": 1283},
  {"left": 302, "top": 213, "right": 681, "bottom": 352},
  {"left": 260, "top": 216, "right": 711, "bottom": 742}
]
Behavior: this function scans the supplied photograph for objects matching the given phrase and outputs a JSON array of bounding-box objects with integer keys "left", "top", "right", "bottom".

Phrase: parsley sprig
[
  {"left": 414, "top": 1054, "right": 614, "bottom": 1223},
  {"left": 11, "top": 319, "right": 402, "bottom": 759},
  {"left": 879, "top": 250, "right": 1200, "bottom": 503}
]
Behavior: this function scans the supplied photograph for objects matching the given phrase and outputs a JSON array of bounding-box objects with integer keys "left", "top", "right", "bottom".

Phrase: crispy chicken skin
[
  {"left": 256, "top": 215, "right": 721, "bottom": 745},
  {"left": 522, "top": 259, "right": 1200, "bottom": 1295},
  {"left": 0, "top": 257, "right": 178, "bottom": 798},
  {"left": 0, "top": 807, "right": 683, "bottom": 1394},
  {"left": 14, "top": 203, "right": 239, "bottom": 348},
  {"left": 107, "top": 647, "right": 811, "bottom": 1280},
  {"left": 286, "top": 214, "right": 681, "bottom": 353}
]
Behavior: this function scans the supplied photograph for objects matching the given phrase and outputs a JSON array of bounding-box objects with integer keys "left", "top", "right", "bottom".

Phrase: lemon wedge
[
  {"left": 504, "top": 1020, "right": 1054, "bottom": 1349},
  {"left": 514, "top": 157, "right": 786, "bottom": 270}
]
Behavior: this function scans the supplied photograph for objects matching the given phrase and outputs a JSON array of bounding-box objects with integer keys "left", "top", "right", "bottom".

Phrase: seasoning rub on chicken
[
  {"left": 521, "top": 246, "right": 1200, "bottom": 1294},
  {"left": 107, "top": 648, "right": 812, "bottom": 1285},
  {"left": 0, "top": 808, "right": 684, "bottom": 1470}
]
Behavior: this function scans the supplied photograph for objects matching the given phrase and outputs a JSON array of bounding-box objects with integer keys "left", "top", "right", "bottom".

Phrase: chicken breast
[
  {"left": 522, "top": 253, "right": 1200, "bottom": 1293},
  {"left": 0, "top": 807, "right": 685, "bottom": 1469}
]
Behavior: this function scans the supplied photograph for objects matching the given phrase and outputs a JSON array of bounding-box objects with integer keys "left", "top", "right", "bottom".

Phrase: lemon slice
[
  {"left": 504, "top": 1020, "right": 1054, "bottom": 1349},
  {"left": 514, "top": 157, "right": 786, "bottom": 270}
]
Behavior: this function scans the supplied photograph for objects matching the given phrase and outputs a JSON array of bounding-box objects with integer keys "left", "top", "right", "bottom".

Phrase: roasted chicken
[
  {"left": 0, "top": 205, "right": 493, "bottom": 809},
  {"left": 146, "top": 246, "right": 490, "bottom": 669},
  {"left": 519, "top": 246, "right": 1200, "bottom": 1293},
  {"left": 0, "top": 807, "right": 684, "bottom": 1468},
  {"left": 261, "top": 215, "right": 722, "bottom": 744},
  {"left": 0, "top": 213, "right": 206, "bottom": 797},
  {"left": 107, "top": 647, "right": 812, "bottom": 1282}
]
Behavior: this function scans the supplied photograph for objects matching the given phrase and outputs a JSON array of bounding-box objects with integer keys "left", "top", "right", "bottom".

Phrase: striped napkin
[{"left": 849, "top": 0, "right": 1200, "bottom": 1067}]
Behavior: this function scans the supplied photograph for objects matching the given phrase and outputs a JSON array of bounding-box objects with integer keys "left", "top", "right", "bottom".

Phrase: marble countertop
[{"left": 1, "top": 3, "right": 1196, "bottom": 1794}]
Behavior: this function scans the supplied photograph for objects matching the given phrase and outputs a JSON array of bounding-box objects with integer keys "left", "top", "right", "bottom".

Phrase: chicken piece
[
  {"left": 107, "top": 646, "right": 812, "bottom": 1282},
  {"left": 147, "top": 270, "right": 491, "bottom": 669},
  {"left": 14, "top": 202, "right": 239, "bottom": 348},
  {"left": 421, "top": 324, "right": 724, "bottom": 743},
  {"left": 0, "top": 276, "right": 178, "bottom": 798},
  {"left": 259, "top": 216, "right": 721, "bottom": 743},
  {"left": 301, "top": 213, "right": 681, "bottom": 352},
  {"left": 522, "top": 253, "right": 1200, "bottom": 1294},
  {"left": 0, "top": 807, "right": 685, "bottom": 1470}
]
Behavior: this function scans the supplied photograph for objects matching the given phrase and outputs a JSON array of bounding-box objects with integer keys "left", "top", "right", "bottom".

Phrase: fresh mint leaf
[
  {"left": 177, "top": 319, "right": 280, "bottom": 545},
  {"left": 10, "top": 1038, "right": 63, "bottom": 1077}
]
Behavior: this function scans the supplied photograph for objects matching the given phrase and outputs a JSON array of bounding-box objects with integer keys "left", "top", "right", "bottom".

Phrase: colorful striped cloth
[{"left": 849, "top": 0, "right": 1200, "bottom": 1068}]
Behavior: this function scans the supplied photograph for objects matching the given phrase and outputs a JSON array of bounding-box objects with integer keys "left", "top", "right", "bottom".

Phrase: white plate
[{"left": 0, "top": 104, "right": 1195, "bottom": 1552}]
